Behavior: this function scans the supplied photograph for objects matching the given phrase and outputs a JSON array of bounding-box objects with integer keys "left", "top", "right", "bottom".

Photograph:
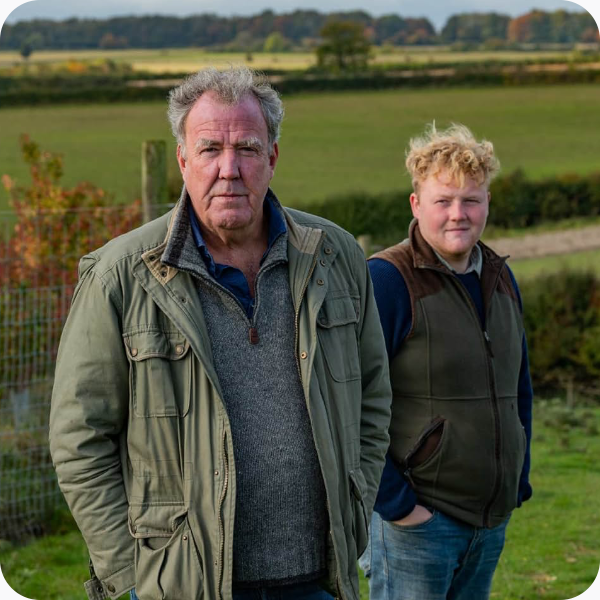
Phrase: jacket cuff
[{"left": 85, "top": 562, "right": 135, "bottom": 600}]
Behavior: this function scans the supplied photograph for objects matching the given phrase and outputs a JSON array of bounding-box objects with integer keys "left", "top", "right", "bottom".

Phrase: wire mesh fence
[{"left": 0, "top": 204, "right": 158, "bottom": 541}]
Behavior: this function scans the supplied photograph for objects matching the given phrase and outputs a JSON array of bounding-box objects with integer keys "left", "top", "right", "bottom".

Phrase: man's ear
[
  {"left": 176, "top": 145, "right": 186, "bottom": 177},
  {"left": 487, "top": 191, "right": 491, "bottom": 204},
  {"left": 269, "top": 142, "right": 279, "bottom": 177},
  {"left": 409, "top": 192, "right": 420, "bottom": 219}
]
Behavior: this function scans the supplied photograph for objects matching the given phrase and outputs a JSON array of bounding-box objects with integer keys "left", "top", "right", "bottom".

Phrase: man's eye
[{"left": 239, "top": 146, "right": 259, "bottom": 155}]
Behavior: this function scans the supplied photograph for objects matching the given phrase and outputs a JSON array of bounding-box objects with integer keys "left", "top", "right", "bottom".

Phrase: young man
[
  {"left": 362, "top": 123, "right": 533, "bottom": 600},
  {"left": 49, "top": 67, "right": 391, "bottom": 600}
]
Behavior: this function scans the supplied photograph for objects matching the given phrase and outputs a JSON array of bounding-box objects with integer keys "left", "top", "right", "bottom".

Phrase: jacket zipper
[
  {"left": 293, "top": 234, "right": 324, "bottom": 382},
  {"left": 216, "top": 427, "right": 229, "bottom": 600},
  {"left": 426, "top": 265, "right": 504, "bottom": 528},
  {"left": 481, "top": 333, "right": 502, "bottom": 528},
  {"left": 479, "top": 266, "right": 504, "bottom": 527},
  {"left": 292, "top": 234, "right": 348, "bottom": 600}
]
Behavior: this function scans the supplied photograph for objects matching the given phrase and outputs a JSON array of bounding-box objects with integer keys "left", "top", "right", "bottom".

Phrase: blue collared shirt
[{"left": 188, "top": 196, "right": 287, "bottom": 318}]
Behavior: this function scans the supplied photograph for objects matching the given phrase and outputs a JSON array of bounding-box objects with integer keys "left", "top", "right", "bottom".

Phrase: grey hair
[{"left": 167, "top": 66, "right": 284, "bottom": 158}]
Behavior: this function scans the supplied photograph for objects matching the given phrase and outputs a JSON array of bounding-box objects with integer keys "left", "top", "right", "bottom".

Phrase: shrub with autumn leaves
[
  {"left": 0, "top": 136, "right": 142, "bottom": 391},
  {"left": 1, "top": 135, "right": 141, "bottom": 288}
]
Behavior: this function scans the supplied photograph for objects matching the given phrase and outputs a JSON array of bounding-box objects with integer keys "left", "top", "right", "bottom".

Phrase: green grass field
[
  {"left": 1, "top": 84, "right": 600, "bottom": 212},
  {"left": 0, "top": 47, "right": 586, "bottom": 73},
  {"left": 509, "top": 248, "right": 600, "bottom": 280},
  {"left": 1, "top": 405, "right": 598, "bottom": 600}
]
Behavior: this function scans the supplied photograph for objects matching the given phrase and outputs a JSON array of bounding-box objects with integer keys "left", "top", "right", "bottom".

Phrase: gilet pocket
[{"left": 124, "top": 330, "right": 191, "bottom": 417}]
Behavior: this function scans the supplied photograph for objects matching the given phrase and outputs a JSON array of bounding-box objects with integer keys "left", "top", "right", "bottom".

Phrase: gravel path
[{"left": 487, "top": 225, "right": 600, "bottom": 261}]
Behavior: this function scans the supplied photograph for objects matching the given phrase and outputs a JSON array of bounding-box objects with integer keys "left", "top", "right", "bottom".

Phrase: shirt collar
[
  {"left": 187, "top": 194, "right": 287, "bottom": 264},
  {"left": 434, "top": 243, "right": 483, "bottom": 277}
]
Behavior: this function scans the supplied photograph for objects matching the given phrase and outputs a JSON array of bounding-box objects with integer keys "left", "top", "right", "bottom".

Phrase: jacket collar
[
  {"left": 408, "top": 218, "right": 506, "bottom": 275},
  {"left": 141, "top": 186, "right": 322, "bottom": 288},
  {"left": 408, "top": 218, "right": 509, "bottom": 314}
]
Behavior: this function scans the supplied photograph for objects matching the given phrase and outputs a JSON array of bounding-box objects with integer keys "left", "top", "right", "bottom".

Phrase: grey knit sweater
[{"left": 162, "top": 199, "right": 329, "bottom": 587}]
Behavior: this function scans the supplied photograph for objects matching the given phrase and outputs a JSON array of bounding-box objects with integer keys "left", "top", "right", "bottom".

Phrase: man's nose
[
  {"left": 219, "top": 149, "right": 240, "bottom": 179},
  {"left": 449, "top": 201, "right": 466, "bottom": 220}
]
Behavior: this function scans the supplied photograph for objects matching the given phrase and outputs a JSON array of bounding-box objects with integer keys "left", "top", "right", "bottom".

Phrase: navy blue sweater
[{"left": 369, "top": 257, "right": 533, "bottom": 522}]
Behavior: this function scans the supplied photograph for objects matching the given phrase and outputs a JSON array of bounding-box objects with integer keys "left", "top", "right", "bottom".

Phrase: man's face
[
  {"left": 177, "top": 91, "right": 278, "bottom": 236},
  {"left": 410, "top": 171, "right": 490, "bottom": 269}
]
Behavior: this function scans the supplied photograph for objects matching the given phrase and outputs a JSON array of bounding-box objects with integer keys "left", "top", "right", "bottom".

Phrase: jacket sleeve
[
  {"left": 49, "top": 257, "right": 135, "bottom": 598},
  {"left": 507, "top": 266, "right": 534, "bottom": 505},
  {"left": 353, "top": 244, "right": 393, "bottom": 517},
  {"left": 368, "top": 258, "right": 418, "bottom": 520}
]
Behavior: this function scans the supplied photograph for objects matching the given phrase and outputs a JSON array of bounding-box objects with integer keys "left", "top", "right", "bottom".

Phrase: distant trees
[
  {"left": 372, "top": 15, "right": 437, "bottom": 45},
  {"left": 263, "top": 32, "right": 292, "bottom": 52},
  {"left": 19, "top": 41, "right": 32, "bottom": 60},
  {"left": 19, "top": 32, "right": 43, "bottom": 61},
  {"left": 316, "top": 21, "right": 371, "bottom": 71},
  {"left": 441, "top": 13, "right": 510, "bottom": 44},
  {"left": 508, "top": 9, "right": 597, "bottom": 43},
  {"left": 0, "top": 8, "right": 597, "bottom": 52},
  {"left": 98, "top": 32, "right": 129, "bottom": 49}
]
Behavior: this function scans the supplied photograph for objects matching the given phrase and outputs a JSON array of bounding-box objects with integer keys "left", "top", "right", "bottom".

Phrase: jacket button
[
  {"left": 131, "top": 348, "right": 138, "bottom": 357},
  {"left": 107, "top": 583, "right": 116, "bottom": 593},
  {"left": 148, "top": 255, "right": 155, "bottom": 261},
  {"left": 320, "top": 259, "right": 326, "bottom": 266},
  {"left": 214, "top": 470, "right": 219, "bottom": 476},
  {"left": 161, "top": 269, "right": 168, "bottom": 278},
  {"left": 317, "top": 279, "right": 324, "bottom": 286},
  {"left": 175, "top": 345, "right": 184, "bottom": 355},
  {"left": 183, "top": 535, "right": 188, "bottom": 541},
  {"left": 325, "top": 248, "right": 332, "bottom": 255},
  {"left": 300, "top": 351, "right": 308, "bottom": 359}
]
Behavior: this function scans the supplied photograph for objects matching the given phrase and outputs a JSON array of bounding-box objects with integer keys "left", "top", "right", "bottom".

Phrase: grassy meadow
[
  {"left": 0, "top": 47, "right": 588, "bottom": 73},
  {"left": 1, "top": 84, "right": 600, "bottom": 212},
  {"left": 1, "top": 48, "right": 599, "bottom": 599},
  {"left": 509, "top": 248, "right": 600, "bottom": 280},
  {"left": 1, "top": 405, "right": 598, "bottom": 600}
]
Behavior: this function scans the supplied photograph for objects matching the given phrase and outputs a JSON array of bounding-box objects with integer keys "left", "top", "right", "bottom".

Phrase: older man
[
  {"left": 49, "top": 67, "right": 391, "bottom": 600},
  {"left": 361, "top": 123, "right": 533, "bottom": 600}
]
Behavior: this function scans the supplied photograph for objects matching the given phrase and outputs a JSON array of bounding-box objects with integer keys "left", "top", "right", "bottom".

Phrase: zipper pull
[
  {"left": 484, "top": 331, "right": 494, "bottom": 357},
  {"left": 249, "top": 327, "right": 259, "bottom": 345}
]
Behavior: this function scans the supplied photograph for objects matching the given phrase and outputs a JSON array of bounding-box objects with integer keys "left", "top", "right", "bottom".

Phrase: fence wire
[{"left": 0, "top": 204, "right": 159, "bottom": 541}]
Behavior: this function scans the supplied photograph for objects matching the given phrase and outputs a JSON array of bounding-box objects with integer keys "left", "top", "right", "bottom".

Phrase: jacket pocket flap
[
  {"left": 128, "top": 503, "right": 188, "bottom": 538},
  {"left": 317, "top": 293, "right": 359, "bottom": 328},
  {"left": 123, "top": 330, "right": 189, "bottom": 362}
]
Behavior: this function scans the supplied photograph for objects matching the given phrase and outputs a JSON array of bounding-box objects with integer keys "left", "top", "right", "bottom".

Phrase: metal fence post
[{"left": 141, "top": 140, "right": 167, "bottom": 224}]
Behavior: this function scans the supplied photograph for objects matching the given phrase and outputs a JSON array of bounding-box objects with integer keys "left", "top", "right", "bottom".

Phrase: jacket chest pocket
[
  {"left": 124, "top": 330, "right": 191, "bottom": 417},
  {"left": 317, "top": 292, "right": 361, "bottom": 382}
]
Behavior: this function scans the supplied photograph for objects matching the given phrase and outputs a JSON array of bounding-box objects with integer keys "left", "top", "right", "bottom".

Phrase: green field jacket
[{"left": 49, "top": 193, "right": 391, "bottom": 600}]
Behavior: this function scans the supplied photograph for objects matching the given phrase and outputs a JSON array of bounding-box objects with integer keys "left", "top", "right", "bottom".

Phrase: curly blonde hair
[{"left": 405, "top": 123, "right": 500, "bottom": 191}]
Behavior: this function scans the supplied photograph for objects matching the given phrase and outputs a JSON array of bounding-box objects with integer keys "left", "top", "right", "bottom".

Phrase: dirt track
[{"left": 487, "top": 225, "right": 600, "bottom": 261}]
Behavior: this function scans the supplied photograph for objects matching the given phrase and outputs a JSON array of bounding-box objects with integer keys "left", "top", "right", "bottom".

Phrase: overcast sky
[{"left": 1, "top": 0, "right": 598, "bottom": 32}]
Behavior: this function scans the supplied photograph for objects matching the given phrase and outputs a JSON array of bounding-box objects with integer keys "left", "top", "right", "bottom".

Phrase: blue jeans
[
  {"left": 131, "top": 581, "right": 333, "bottom": 600},
  {"left": 360, "top": 510, "right": 509, "bottom": 600}
]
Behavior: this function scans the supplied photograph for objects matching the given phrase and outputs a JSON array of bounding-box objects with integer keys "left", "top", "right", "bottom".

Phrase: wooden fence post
[
  {"left": 357, "top": 234, "right": 372, "bottom": 258},
  {"left": 142, "top": 140, "right": 167, "bottom": 223}
]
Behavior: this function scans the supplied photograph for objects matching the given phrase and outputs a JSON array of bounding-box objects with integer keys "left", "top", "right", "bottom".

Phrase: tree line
[{"left": 1, "top": 8, "right": 597, "bottom": 53}]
